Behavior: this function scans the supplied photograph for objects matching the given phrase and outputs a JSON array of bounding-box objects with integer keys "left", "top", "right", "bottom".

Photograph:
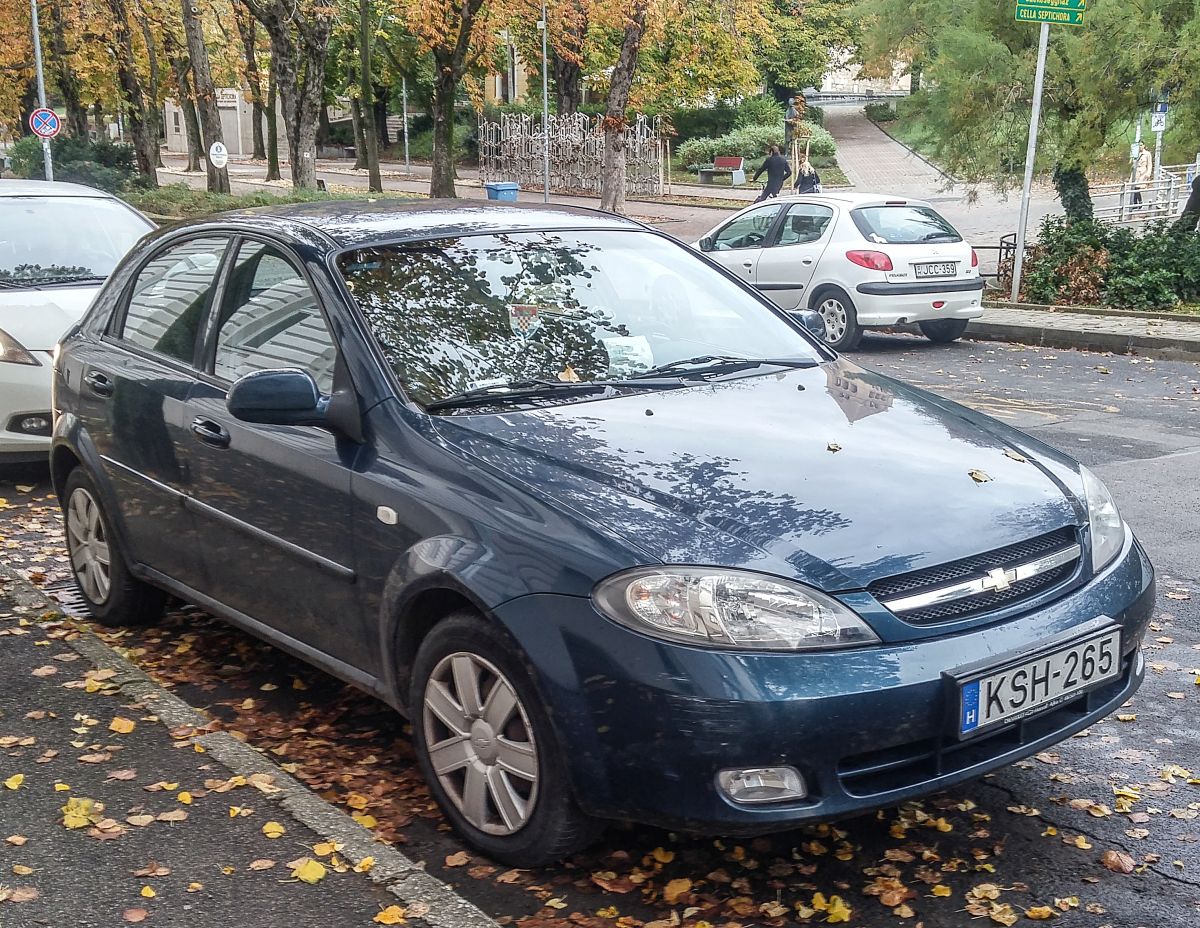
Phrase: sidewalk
[
  {"left": 0, "top": 568, "right": 492, "bottom": 928},
  {"left": 967, "top": 303, "right": 1200, "bottom": 361}
]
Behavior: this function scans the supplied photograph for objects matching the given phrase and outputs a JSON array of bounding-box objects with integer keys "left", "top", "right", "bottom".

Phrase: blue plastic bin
[{"left": 485, "top": 182, "right": 520, "bottom": 202}]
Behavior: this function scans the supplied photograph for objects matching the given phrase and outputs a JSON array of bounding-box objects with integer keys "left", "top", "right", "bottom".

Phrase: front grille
[
  {"left": 868, "top": 527, "right": 1079, "bottom": 625},
  {"left": 838, "top": 655, "right": 1132, "bottom": 797}
]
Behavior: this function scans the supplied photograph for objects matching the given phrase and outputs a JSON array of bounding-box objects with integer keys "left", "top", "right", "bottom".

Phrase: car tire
[
  {"left": 61, "top": 468, "right": 166, "bottom": 627},
  {"left": 919, "top": 319, "right": 970, "bottom": 343},
  {"left": 410, "top": 611, "right": 600, "bottom": 867},
  {"left": 811, "top": 288, "right": 863, "bottom": 351}
]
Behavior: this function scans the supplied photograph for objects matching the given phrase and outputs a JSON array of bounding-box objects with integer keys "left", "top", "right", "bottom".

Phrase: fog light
[
  {"left": 10, "top": 414, "right": 52, "bottom": 436},
  {"left": 717, "top": 767, "right": 806, "bottom": 804}
]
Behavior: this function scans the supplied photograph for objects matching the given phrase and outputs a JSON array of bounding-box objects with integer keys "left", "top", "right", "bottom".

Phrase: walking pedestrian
[
  {"left": 1176, "top": 174, "right": 1200, "bottom": 232},
  {"left": 1132, "top": 141, "right": 1153, "bottom": 207},
  {"left": 794, "top": 159, "right": 821, "bottom": 194},
  {"left": 752, "top": 145, "right": 791, "bottom": 202}
]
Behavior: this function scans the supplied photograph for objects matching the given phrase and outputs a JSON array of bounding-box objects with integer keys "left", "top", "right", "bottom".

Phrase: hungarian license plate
[
  {"left": 958, "top": 628, "right": 1121, "bottom": 737},
  {"left": 914, "top": 261, "right": 957, "bottom": 278}
]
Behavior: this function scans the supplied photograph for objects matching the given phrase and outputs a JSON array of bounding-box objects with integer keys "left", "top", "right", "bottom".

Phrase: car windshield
[
  {"left": 0, "top": 195, "right": 151, "bottom": 286},
  {"left": 851, "top": 205, "right": 962, "bottom": 245},
  {"left": 338, "top": 229, "right": 824, "bottom": 409}
]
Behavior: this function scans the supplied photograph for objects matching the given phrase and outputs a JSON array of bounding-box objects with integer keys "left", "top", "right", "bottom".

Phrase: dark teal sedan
[{"left": 50, "top": 201, "right": 1153, "bottom": 865}]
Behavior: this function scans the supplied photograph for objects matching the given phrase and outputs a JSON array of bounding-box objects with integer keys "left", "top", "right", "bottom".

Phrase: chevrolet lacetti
[{"left": 51, "top": 201, "right": 1153, "bottom": 865}]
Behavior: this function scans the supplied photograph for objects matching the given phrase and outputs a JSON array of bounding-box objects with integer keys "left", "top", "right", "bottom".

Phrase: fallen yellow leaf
[
  {"left": 262, "top": 821, "right": 286, "bottom": 839},
  {"left": 346, "top": 792, "right": 370, "bottom": 810},
  {"left": 313, "top": 841, "right": 341, "bottom": 857},
  {"left": 352, "top": 812, "right": 378, "bottom": 829},
  {"left": 825, "top": 895, "right": 852, "bottom": 924},
  {"left": 931, "top": 884, "right": 952, "bottom": 897},
  {"left": 12, "top": 864, "right": 33, "bottom": 876},
  {"left": 187, "top": 882, "right": 203, "bottom": 893},
  {"left": 61, "top": 797, "right": 97, "bottom": 829},
  {"left": 54, "top": 783, "right": 70, "bottom": 792},
  {"left": 651, "top": 846, "right": 675, "bottom": 864},
  {"left": 374, "top": 906, "right": 407, "bottom": 925},
  {"left": 354, "top": 856, "right": 375, "bottom": 874},
  {"left": 291, "top": 857, "right": 327, "bottom": 884},
  {"left": 3, "top": 774, "right": 24, "bottom": 790},
  {"left": 140, "top": 886, "right": 156, "bottom": 899},
  {"left": 109, "top": 718, "right": 136, "bottom": 734},
  {"left": 177, "top": 791, "right": 193, "bottom": 805},
  {"left": 1026, "top": 906, "right": 1058, "bottom": 920},
  {"left": 663, "top": 878, "right": 692, "bottom": 904}
]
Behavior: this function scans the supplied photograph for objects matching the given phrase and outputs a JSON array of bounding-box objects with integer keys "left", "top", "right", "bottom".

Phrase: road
[{"left": 2, "top": 335, "right": 1198, "bottom": 927}]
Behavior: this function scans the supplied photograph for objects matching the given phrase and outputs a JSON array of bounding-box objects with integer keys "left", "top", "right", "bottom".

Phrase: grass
[{"left": 125, "top": 183, "right": 421, "bottom": 219}]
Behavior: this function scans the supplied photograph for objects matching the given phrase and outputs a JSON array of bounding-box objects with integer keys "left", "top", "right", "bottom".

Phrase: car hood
[
  {"left": 0, "top": 286, "right": 99, "bottom": 351},
  {"left": 432, "top": 359, "right": 1083, "bottom": 591}
]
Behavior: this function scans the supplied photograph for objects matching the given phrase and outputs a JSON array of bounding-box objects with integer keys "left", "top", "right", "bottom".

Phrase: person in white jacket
[{"left": 1133, "top": 142, "right": 1154, "bottom": 207}]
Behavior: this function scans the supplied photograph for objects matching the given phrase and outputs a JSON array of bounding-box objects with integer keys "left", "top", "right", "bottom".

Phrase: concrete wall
[{"left": 164, "top": 88, "right": 288, "bottom": 158}]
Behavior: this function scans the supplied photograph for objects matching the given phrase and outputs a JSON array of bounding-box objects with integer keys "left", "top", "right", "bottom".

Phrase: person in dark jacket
[
  {"left": 794, "top": 159, "right": 821, "bottom": 194},
  {"left": 1176, "top": 175, "right": 1200, "bottom": 232},
  {"left": 752, "top": 146, "right": 791, "bottom": 202}
]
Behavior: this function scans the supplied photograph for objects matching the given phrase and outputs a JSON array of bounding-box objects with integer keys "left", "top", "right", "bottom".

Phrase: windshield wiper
[
  {"left": 920, "top": 233, "right": 960, "bottom": 242},
  {"left": 627, "top": 355, "right": 818, "bottom": 380},
  {"left": 34, "top": 274, "right": 107, "bottom": 286},
  {"left": 425, "top": 377, "right": 678, "bottom": 413}
]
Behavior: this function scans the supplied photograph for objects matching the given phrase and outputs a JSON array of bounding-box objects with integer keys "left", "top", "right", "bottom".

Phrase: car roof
[
  {"left": 201, "top": 198, "right": 645, "bottom": 249},
  {"left": 0, "top": 179, "right": 121, "bottom": 198},
  {"left": 770, "top": 191, "right": 934, "bottom": 210}
]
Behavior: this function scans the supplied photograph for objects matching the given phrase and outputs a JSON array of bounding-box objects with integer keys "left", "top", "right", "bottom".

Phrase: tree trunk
[
  {"left": 181, "top": 0, "right": 230, "bottom": 192},
  {"left": 430, "top": 64, "right": 458, "bottom": 197},
  {"left": 235, "top": 6, "right": 267, "bottom": 159},
  {"left": 350, "top": 97, "right": 367, "bottom": 169},
  {"left": 1052, "top": 162, "right": 1094, "bottom": 222},
  {"left": 357, "top": 0, "right": 382, "bottom": 192},
  {"left": 92, "top": 100, "right": 104, "bottom": 138},
  {"left": 599, "top": 0, "right": 650, "bottom": 213},
  {"left": 910, "top": 59, "right": 922, "bottom": 94},
  {"left": 166, "top": 38, "right": 204, "bottom": 172},
  {"left": 133, "top": 5, "right": 165, "bottom": 168},
  {"left": 317, "top": 103, "right": 331, "bottom": 147},
  {"left": 46, "top": 1, "right": 88, "bottom": 136},
  {"left": 101, "top": 0, "right": 158, "bottom": 184},
  {"left": 374, "top": 85, "right": 390, "bottom": 146},
  {"left": 265, "top": 66, "right": 281, "bottom": 180},
  {"left": 553, "top": 52, "right": 582, "bottom": 116}
]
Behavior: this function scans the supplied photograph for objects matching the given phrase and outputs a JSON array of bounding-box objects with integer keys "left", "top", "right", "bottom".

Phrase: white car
[
  {"left": 1, "top": 180, "right": 153, "bottom": 464},
  {"left": 695, "top": 192, "right": 984, "bottom": 350}
]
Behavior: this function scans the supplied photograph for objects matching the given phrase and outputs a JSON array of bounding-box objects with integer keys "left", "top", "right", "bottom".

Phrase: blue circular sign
[{"left": 30, "top": 107, "right": 61, "bottom": 139}]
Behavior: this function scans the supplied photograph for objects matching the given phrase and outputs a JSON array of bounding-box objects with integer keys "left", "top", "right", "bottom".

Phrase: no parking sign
[{"left": 29, "top": 107, "right": 60, "bottom": 139}]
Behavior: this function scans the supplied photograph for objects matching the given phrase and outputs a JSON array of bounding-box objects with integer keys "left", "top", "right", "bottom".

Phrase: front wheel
[
  {"left": 919, "top": 318, "right": 970, "bottom": 343},
  {"left": 410, "top": 612, "right": 599, "bottom": 866},
  {"left": 812, "top": 289, "right": 863, "bottom": 351}
]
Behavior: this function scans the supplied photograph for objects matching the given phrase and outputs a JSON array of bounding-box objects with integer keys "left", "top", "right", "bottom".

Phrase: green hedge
[
  {"left": 1013, "top": 217, "right": 1200, "bottom": 309},
  {"left": 9, "top": 135, "right": 141, "bottom": 193},
  {"left": 675, "top": 122, "right": 835, "bottom": 170},
  {"left": 864, "top": 102, "right": 897, "bottom": 123}
]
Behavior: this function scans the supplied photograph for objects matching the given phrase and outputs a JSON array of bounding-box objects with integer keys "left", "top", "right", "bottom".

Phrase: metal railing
[{"left": 1092, "top": 164, "right": 1195, "bottom": 226}]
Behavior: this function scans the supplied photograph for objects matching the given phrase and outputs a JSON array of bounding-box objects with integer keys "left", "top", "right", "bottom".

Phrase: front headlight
[
  {"left": 0, "top": 328, "right": 39, "bottom": 366},
  {"left": 1080, "top": 466, "right": 1125, "bottom": 573},
  {"left": 593, "top": 567, "right": 880, "bottom": 651}
]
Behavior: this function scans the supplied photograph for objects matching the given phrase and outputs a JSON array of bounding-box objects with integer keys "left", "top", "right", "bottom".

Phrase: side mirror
[
  {"left": 789, "top": 309, "right": 827, "bottom": 342},
  {"left": 227, "top": 368, "right": 328, "bottom": 427},
  {"left": 698, "top": 236, "right": 714, "bottom": 253}
]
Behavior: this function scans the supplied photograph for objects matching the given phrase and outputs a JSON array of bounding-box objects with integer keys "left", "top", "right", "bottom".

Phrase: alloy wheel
[
  {"left": 818, "top": 297, "right": 848, "bottom": 343},
  {"left": 66, "top": 487, "right": 111, "bottom": 604},
  {"left": 422, "top": 652, "right": 540, "bottom": 835}
]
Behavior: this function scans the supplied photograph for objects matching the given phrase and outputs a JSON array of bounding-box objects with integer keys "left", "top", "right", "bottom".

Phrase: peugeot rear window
[{"left": 850, "top": 206, "right": 962, "bottom": 245}]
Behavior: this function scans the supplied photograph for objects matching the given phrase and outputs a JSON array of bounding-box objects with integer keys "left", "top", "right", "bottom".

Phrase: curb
[
  {"left": 0, "top": 562, "right": 497, "bottom": 928},
  {"left": 965, "top": 319, "right": 1200, "bottom": 362},
  {"left": 983, "top": 299, "right": 1200, "bottom": 323}
]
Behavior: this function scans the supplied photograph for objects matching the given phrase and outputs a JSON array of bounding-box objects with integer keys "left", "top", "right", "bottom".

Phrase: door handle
[
  {"left": 84, "top": 371, "right": 114, "bottom": 397},
  {"left": 802, "top": 257, "right": 815, "bottom": 266},
  {"left": 742, "top": 261, "right": 755, "bottom": 268},
  {"left": 190, "top": 417, "right": 231, "bottom": 449}
]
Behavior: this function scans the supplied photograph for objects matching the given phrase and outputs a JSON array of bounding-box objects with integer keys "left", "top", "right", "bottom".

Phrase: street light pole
[
  {"left": 29, "top": 0, "right": 54, "bottom": 181},
  {"left": 540, "top": 0, "right": 550, "bottom": 203},
  {"left": 1010, "top": 21, "right": 1049, "bottom": 304}
]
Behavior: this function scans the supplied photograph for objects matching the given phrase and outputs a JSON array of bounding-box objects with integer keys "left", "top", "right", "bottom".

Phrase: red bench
[{"left": 699, "top": 156, "right": 746, "bottom": 185}]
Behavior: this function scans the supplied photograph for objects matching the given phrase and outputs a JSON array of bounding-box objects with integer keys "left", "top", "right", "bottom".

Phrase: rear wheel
[
  {"left": 812, "top": 288, "right": 863, "bottom": 351},
  {"left": 919, "top": 318, "right": 970, "bottom": 343},
  {"left": 410, "top": 612, "right": 599, "bottom": 866},
  {"left": 62, "top": 468, "right": 165, "bottom": 627}
]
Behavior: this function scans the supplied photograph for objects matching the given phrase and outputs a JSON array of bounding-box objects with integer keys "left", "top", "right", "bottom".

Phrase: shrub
[
  {"left": 864, "top": 102, "right": 897, "bottom": 123},
  {"left": 9, "top": 134, "right": 138, "bottom": 193},
  {"left": 735, "top": 96, "right": 785, "bottom": 129},
  {"left": 675, "top": 121, "right": 835, "bottom": 170},
  {"left": 668, "top": 103, "right": 738, "bottom": 143}
]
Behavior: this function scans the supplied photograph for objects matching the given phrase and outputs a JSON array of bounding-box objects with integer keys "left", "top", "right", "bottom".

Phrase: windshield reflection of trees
[{"left": 343, "top": 234, "right": 646, "bottom": 406}]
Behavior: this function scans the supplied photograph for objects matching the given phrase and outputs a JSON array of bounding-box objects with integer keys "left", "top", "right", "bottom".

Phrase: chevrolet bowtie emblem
[{"left": 981, "top": 567, "right": 1014, "bottom": 592}]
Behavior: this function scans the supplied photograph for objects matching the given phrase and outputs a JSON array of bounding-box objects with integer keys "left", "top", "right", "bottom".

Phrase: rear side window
[
  {"left": 121, "top": 237, "right": 228, "bottom": 364},
  {"left": 212, "top": 241, "right": 337, "bottom": 394},
  {"left": 775, "top": 204, "right": 834, "bottom": 246},
  {"left": 850, "top": 206, "right": 961, "bottom": 245}
]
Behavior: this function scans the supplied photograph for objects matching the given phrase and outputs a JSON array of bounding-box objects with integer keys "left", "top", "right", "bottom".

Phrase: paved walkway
[{"left": 968, "top": 304, "right": 1200, "bottom": 360}]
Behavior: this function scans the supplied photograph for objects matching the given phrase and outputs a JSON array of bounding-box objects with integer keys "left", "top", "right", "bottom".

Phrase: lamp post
[
  {"left": 29, "top": 0, "right": 54, "bottom": 181},
  {"left": 540, "top": 0, "right": 550, "bottom": 203}
]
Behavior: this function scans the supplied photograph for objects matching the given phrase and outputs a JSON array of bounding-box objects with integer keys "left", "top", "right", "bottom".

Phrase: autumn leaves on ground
[{"left": 2, "top": 478, "right": 1198, "bottom": 927}]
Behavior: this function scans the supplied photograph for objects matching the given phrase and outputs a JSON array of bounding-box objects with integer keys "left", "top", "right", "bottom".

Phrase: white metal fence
[
  {"left": 477, "top": 113, "right": 665, "bottom": 197},
  {"left": 1093, "top": 161, "right": 1198, "bottom": 227}
]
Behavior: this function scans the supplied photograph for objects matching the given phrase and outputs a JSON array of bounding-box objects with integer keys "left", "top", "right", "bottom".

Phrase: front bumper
[
  {"left": 494, "top": 533, "right": 1154, "bottom": 832},
  {"left": 0, "top": 355, "right": 54, "bottom": 461},
  {"left": 854, "top": 278, "right": 985, "bottom": 326}
]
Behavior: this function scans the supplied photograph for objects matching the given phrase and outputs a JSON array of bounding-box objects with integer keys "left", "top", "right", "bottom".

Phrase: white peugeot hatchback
[
  {"left": 695, "top": 193, "right": 984, "bottom": 350},
  {"left": 1, "top": 180, "right": 153, "bottom": 464}
]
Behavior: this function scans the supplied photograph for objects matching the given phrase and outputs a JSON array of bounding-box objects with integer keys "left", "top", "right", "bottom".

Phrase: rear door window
[
  {"left": 850, "top": 206, "right": 962, "bottom": 245},
  {"left": 774, "top": 204, "right": 835, "bottom": 246},
  {"left": 121, "top": 236, "right": 229, "bottom": 365}
]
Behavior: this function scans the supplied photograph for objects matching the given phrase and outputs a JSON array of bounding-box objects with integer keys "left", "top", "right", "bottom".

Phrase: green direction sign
[{"left": 1015, "top": 0, "right": 1086, "bottom": 25}]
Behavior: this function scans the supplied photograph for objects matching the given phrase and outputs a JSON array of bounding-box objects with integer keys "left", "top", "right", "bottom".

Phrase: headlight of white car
[
  {"left": 0, "top": 328, "right": 39, "bottom": 366},
  {"left": 1080, "top": 466, "right": 1125, "bottom": 573},
  {"left": 593, "top": 567, "right": 880, "bottom": 650}
]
